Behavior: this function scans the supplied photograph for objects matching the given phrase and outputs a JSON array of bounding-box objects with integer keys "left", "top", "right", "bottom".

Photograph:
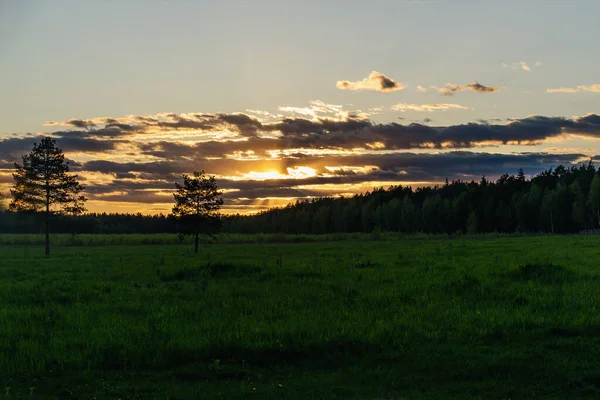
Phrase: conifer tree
[
  {"left": 10, "top": 137, "right": 86, "bottom": 255},
  {"left": 172, "top": 171, "right": 223, "bottom": 253}
]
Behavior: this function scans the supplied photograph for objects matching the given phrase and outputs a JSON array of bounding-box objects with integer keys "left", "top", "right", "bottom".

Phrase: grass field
[{"left": 2, "top": 235, "right": 600, "bottom": 399}]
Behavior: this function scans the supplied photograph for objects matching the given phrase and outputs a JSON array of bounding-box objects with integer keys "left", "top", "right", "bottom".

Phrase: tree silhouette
[
  {"left": 172, "top": 171, "right": 224, "bottom": 253},
  {"left": 588, "top": 174, "right": 600, "bottom": 228},
  {"left": 9, "top": 137, "right": 86, "bottom": 255}
]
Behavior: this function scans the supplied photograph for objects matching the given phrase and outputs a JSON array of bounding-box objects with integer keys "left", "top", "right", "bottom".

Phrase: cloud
[
  {"left": 0, "top": 135, "right": 120, "bottom": 161},
  {"left": 110, "top": 113, "right": 600, "bottom": 165},
  {"left": 416, "top": 85, "right": 427, "bottom": 93},
  {"left": 435, "top": 82, "right": 498, "bottom": 96},
  {"left": 547, "top": 88, "right": 578, "bottom": 93},
  {"left": 577, "top": 84, "right": 600, "bottom": 92},
  {"left": 391, "top": 103, "right": 469, "bottom": 112},
  {"left": 45, "top": 112, "right": 266, "bottom": 138},
  {"left": 502, "top": 61, "right": 538, "bottom": 71},
  {"left": 59, "top": 119, "right": 102, "bottom": 129},
  {"left": 74, "top": 151, "right": 592, "bottom": 209},
  {"left": 336, "top": 71, "right": 406, "bottom": 93},
  {"left": 8, "top": 111, "right": 597, "bottom": 165},
  {"left": 7, "top": 106, "right": 600, "bottom": 214},
  {"left": 547, "top": 84, "right": 600, "bottom": 93}
]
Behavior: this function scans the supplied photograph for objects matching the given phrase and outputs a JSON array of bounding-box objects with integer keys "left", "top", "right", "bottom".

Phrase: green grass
[
  {"left": 0, "top": 231, "right": 527, "bottom": 247},
  {"left": 2, "top": 235, "right": 600, "bottom": 399}
]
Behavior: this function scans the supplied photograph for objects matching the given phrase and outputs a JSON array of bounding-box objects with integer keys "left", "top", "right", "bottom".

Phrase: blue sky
[{"left": 1, "top": 1, "right": 600, "bottom": 213}]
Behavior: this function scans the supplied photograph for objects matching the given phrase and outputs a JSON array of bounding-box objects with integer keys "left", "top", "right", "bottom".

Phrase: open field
[{"left": 2, "top": 235, "right": 600, "bottom": 399}]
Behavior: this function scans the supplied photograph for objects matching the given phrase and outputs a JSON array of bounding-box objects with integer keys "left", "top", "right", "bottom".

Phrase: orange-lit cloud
[
  {"left": 336, "top": 71, "right": 406, "bottom": 93},
  {"left": 3, "top": 106, "right": 600, "bottom": 214},
  {"left": 391, "top": 103, "right": 469, "bottom": 112},
  {"left": 547, "top": 84, "right": 600, "bottom": 93}
]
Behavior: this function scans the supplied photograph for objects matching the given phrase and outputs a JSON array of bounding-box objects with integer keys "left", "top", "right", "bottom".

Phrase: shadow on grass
[
  {"left": 508, "top": 262, "right": 577, "bottom": 284},
  {"left": 448, "top": 274, "right": 482, "bottom": 296},
  {"left": 97, "top": 340, "right": 387, "bottom": 374},
  {"left": 158, "top": 262, "right": 262, "bottom": 282}
]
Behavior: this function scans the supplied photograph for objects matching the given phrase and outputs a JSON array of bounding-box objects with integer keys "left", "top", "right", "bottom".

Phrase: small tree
[
  {"left": 9, "top": 137, "right": 86, "bottom": 256},
  {"left": 172, "top": 171, "right": 223, "bottom": 253}
]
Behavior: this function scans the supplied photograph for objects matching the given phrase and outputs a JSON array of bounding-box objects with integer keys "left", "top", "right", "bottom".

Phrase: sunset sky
[{"left": 1, "top": 1, "right": 600, "bottom": 214}]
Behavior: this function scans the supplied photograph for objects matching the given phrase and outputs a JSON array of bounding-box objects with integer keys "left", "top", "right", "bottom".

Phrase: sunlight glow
[{"left": 238, "top": 166, "right": 318, "bottom": 181}]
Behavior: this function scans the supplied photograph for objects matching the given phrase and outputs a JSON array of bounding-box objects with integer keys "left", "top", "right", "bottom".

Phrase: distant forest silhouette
[{"left": 2, "top": 162, "right": 600, "bottom": 235}]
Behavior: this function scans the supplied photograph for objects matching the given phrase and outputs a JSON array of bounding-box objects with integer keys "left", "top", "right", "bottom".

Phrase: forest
[{"left": 2, "top": 162, "right": 600, "bottom": 235}]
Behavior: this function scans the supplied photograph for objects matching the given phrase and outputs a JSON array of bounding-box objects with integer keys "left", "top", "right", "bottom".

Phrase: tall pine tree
[{"left": 9, "top": 138, "right": 86, "bottom": 255}]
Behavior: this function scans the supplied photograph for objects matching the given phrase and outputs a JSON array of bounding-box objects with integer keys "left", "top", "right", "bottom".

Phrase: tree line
[{"left": 225, "top": 163, "right": 600, "bottom": 235}]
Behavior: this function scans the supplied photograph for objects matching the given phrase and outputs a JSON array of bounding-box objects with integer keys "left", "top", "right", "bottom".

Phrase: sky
[{"left": 1, "top": 1, "right": 600, "bottom": 214}]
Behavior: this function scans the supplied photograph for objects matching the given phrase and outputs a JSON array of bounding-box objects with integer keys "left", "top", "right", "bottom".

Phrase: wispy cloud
[
  {"left": 278, "top": 100, "right": 355, "bottom": 120},
  {"left": 502, "top": 61, "right": 541, "bottom": 71},
  {"left": 391, "top": 103, "right": 469, "bottom": 112},
  {"left": 547, "top": 84, "right": 600, "bottom": 93},
  {"left": 336, "top": 71, "right": 406, "bottom": 93},
  {"left": 578, "top": 84, "right": 600, "bottom": 92},
  {"left": 547, "top": 88, "right": 578, "bottom": 93}
]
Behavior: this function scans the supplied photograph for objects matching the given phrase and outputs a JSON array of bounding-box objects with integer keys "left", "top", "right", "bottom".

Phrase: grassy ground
[
  {"left": 2, "top": 235, "right": 600, "bottom": 399},
  {"left": 0, "top": 231, "right": 524, "bottom": 247}
]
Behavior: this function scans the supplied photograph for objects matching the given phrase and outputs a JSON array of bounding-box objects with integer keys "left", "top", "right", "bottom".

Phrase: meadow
[{"left": 1, "top": 234, "right": 600, "bottom": 399}]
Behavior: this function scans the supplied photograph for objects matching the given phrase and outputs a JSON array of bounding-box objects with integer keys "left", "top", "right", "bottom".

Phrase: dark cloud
[
  {"left": 110, "top": 113, "right": 600, "bottom": 161},
  {"left": 105, "top": 123, "right": 137, "bottom": 131},
  {"left": 63, "top": 119, "right": 98, "bottom": 129},
  {"left": 477, "top": 117, "right": 505, "bottom": 124},
  {"left": 467, "top": 82, "right": 497, "bottom": 93},
  {"left": 438, "top": 82, "right": 498, "bottom": 96},
  {"left": 35, "top": 111, "right": 600, "bottom": 159},
  {"left": 89, "top": 191, "right": 173, "bottom": 204},
  {"left": 54, "top": 128, "right": 130, "bottom": 139},
  {"left": 84, "top": 160, "right": 184, "bottom": 177},
  {"left": 47, "top": 113, "right": 265, "bottom": 138},
  {"left": 216, "top": 113, "right": 263, "bottom": 137},
  {"left": 5, "top": 113, "right": 600, "bottom": 168},
  {"left": 0, "top": 135, "right": 121, "bottom": 162}
]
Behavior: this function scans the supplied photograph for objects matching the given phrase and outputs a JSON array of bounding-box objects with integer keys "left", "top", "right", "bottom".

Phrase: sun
[{"left": 244, "top": 170, "right": 287, "bottom": 181}]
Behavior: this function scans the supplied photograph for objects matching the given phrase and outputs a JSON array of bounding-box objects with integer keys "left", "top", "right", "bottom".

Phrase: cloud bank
[{"left": 2, "top": 105, "right": 599, "bottom": 214}]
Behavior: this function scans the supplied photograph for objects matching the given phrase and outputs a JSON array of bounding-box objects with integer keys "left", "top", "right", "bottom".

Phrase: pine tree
[
  {"left": 588, "top": 174, "right": 600, "bottom": 228},
  {"left": 9, "top": 137, "right": 86, "bottom": 255},
  {"left": 172, "top": 171, "right": 224, "bottom": 253}
]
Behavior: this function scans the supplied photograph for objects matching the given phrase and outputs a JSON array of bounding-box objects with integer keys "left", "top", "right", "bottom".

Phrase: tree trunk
[
  {"left": 193, "top": 216, "right": 200, "bottom": 253},
  {"left": 45, "top": 194, "right": 50, "bottom": 256},
  {"left": 44, "top": 147, "right": 51, "bottom": 256}
]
